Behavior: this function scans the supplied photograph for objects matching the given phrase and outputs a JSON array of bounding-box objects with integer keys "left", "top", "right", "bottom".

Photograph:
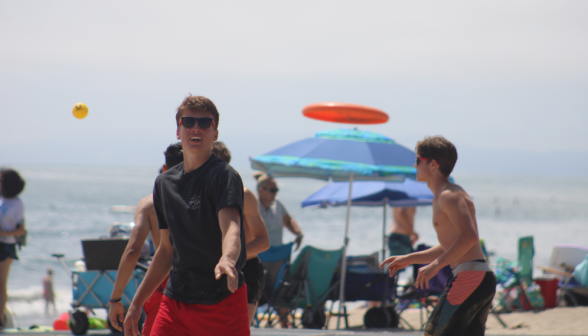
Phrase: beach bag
[
  {"left": 573, "top": 255, "right": 588, "bottom": 287},
  {"left": 15, "top": 221, "right": 27, "bottom": 250}
]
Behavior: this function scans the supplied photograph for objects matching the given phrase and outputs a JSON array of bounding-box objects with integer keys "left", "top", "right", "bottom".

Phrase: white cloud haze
[{"left": 1, "top": 1, "right": 587, "bottom": 175}]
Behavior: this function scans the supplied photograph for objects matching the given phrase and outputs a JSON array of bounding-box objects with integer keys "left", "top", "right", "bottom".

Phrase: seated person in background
[
  {"left": 109, "top": 142, "right": 184, "bottom": 335},
  {"left": 212, "top": 141, "right": 270, "bottom": 324},
  {"left": 255, "top": 172, "right": 303, "bottom": 249}
]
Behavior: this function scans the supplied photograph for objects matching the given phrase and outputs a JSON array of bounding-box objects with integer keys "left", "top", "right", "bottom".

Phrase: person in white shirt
[{"left": 0, "top": 168, "right": 27, "bottom": 328}]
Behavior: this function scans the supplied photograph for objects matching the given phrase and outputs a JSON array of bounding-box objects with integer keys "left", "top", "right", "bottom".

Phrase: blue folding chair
[{"left": 255, "top": 242, "right": 294, "bottom": 327}]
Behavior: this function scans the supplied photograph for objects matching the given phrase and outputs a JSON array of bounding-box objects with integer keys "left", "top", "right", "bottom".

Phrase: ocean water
[{"left": 6, "top": 165, "right": 588, "bottom": 327}]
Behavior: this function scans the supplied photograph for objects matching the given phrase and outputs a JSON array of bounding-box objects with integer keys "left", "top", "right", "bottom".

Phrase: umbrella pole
[
  {"left": 337, "top": 172, "right": 353, "bottom": 330},
  {"left": 382, "top": 197, "right": 387, "bottom": 264}
]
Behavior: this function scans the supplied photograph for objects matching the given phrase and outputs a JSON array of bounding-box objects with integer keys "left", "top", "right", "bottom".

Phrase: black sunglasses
[
  {"left": 262, "top": 187, "right": 279, "bottom": 193},
  {"left": 180, "top": 117, "right": 214, "bottom": 129}
]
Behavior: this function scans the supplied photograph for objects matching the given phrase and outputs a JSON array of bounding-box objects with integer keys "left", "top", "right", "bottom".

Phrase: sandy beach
[{"left": 321, "top": 305, "right": 588, "bottom": 335}]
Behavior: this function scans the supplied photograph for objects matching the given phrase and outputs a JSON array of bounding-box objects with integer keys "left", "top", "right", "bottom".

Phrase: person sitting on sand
[
  {"left": 212, "top": 141, "right": 270, "bottom": 325},
  {"left": 380, "top": 136, "right": 496, "bottom": 336},
  {"left": 43, "top": 268, "right": 56, "bottom": 316},
  {"left": 0, "top": 168, "right": 27, "bottom": 329},
  {"left": 108, "top": 142, "right": 184, "bottom": 335},
  {"left": 124, "top": 95, "right": 250, "bottom": 336}
]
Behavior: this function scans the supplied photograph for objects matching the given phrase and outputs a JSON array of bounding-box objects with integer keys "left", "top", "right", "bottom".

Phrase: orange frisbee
[{"left": 302, "top": 102, "right": 389, "bottom": 124}]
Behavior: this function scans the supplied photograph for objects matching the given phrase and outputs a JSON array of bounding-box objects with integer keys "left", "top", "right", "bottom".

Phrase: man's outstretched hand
[
  {"left": 379, "top": 255, "right": 410, "bottom": 277},
  {"left": 415, "top": 261, "right": 441, "bottom": 290},
  {"left": 215, "top": 257, "right": 238, "bottom": 292}
]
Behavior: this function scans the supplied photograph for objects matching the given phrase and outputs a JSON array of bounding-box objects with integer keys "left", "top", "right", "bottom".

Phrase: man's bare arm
[
  {"left": 215, "top": 206, "right": 242, "bottom": 292},
  {"left": 110, "top": 195, "right": 154, "bottom": 302},
  {"left": 380, "top": 244, "right": 445, "bottom": 268},
  {"left": 124, "top": 229, "right": 173, "bottom": 335},
  {"left": 0, "top": 225, "right": 25, "bottom": 236},
  {"left": 243, "top": 189, "right": 269, "bottom": 259},
  {"left": 283, "top": 213, "right": 303, "bottom": 249}
]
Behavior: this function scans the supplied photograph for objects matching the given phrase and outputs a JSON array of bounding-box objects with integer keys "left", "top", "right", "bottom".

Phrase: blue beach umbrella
[
  {"left": 250, "top": 128, "right": 417, "bottom": 328},
  {"left": 301, "top": 179, "right": 434, "bottom": 263},
  {"left": 250, "top": 129, "right": 417, "bottom": 182},
  {"left": 301, "top": 179, "right": 433, "bottom": 208}
]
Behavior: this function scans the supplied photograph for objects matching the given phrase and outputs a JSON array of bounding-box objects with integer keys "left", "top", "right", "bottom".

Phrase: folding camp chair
[
  {"left": 394, "top": 244, "right": 452, "bottom": 331},
  {"left": 495, "top": 236, "right": 537, "bottom": 312},
  {"left": 334, "top": 252, "right": 398, "bottom": 329},
  {"left": 268, "top": 245, "right": 343, "bottom": 329},
  {"left": 255, "top": 242, "right": 294, "bottom": 327}
]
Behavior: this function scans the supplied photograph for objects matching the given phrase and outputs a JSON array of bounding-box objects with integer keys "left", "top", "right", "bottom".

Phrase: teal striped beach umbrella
[{"left": 250, "top": 129, "right": 417, "bottom": 182}]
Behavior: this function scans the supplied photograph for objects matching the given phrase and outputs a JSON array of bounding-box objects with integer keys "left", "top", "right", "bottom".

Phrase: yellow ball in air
[{"left": 72, "top": 103, "right": 88, "bottom": 119}]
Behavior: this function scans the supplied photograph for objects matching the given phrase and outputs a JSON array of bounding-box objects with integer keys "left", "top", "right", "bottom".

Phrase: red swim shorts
[
  {"left": 150, "top": 284, "right": 250, "bottom": 336},
  {"left": 142, "top": 276, "right": 169, "bottom": 336}
]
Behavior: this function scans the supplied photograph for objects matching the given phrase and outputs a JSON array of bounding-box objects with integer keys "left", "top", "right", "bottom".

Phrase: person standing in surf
[
  {"left": 380, "top": 136, "right": 496, "bottom": 336},
  {"left": 124, "top": 95, "right": 249, "bottom": 336}
]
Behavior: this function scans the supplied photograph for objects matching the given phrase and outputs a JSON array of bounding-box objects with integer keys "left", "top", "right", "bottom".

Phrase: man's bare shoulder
[
  {"left": 437, "top": 183, "right": 471, "bottom": 207},
  {"left": 135, "top": 194, "right": 155, "bottom": 214},
  {"left": 243, "top": 188, "right": 259, "bottom": 210}
]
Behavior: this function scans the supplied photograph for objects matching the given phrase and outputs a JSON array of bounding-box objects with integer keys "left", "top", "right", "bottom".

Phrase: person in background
[
  {"left": 254, "top": 172, "right": 303, "bottom": 327},
  {"left": 388, "top": 207, "right": 418, "bottom": 258},
  {"left": 108, "top": 142, "right": 184, "bottom": 335},
  {"left": 43, "top": 268, "right": 56, "bottom": 316},
  {"left": 254, "top": 173, "right": 303, "bottom": 249},
  {"left": 0, "top": 168, "right": 27, "bottom": 329},
  {"left": 212, "top": 141, "right": 270, "bottom": 324}
]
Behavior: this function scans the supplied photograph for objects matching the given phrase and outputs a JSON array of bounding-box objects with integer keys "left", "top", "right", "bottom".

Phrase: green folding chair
[
  {"left": 270, "top": 245, "right": 343, "bottom": 329},
  {"left": 496, "top": 236, "right": 537, "bottom": 312}
]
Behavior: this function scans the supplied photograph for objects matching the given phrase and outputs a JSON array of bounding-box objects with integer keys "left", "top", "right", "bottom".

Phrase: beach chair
[
  {"left": 255, "top": 242, "right": 294, "bottom": 326},
  {"left": 495, "top": 236, "right": 538, "bottom": 312},
  {"left": 268, "top": 245, "right": 343, "bottom": 329},
  {"left": 333, "top": 252, "right": 398, "bottom": 329},
  {"left": 538, "top": 247, "right": 588, "bottom": 307}
]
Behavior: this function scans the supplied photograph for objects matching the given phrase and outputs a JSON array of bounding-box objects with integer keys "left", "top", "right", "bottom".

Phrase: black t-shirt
[{"left": 153, "top": 154, "right": 246, "bottom": 304}]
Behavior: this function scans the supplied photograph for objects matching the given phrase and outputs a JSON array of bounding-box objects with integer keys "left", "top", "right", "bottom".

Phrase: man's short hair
[
  {"left": 0, "top": 168, "right": 26, "bottom": 198},
  {"left": 212, "top": 141, "right": 231, "bottom": 163},
  {"left": 164, "top": 142, "right": 184, "bottom": 168},
  {"left": 175, "top": 95, "right": 219, "bottom": 130},
  {"left": 415, "top": 136, "right": 458, "bottom": 177}
]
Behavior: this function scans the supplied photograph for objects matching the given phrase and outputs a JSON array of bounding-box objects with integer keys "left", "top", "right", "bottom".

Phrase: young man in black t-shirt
[{"left": 124, "top": 95, "right": 250, "bottom": 336}]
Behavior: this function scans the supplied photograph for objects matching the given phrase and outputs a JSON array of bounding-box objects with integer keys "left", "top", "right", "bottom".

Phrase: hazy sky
[{"left": 1, "top": 1, "right": 587, "bottom": 175}]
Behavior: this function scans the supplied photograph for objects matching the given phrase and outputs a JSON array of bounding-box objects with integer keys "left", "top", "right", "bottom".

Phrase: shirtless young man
[
  {"left": 212, "top": 141, "right": 270, "bottom": 324},
  {"left": 388, "top": 207, "right": 418, "bottom": 257},
  {"left": 124, "top": 95, "right": 249, "bottom": 336},
  {"left": 108, "top": 142, "right": 183, "bottom": 335},
  {"left": 380, "top": 136, "right": 495, "bottom": 336}
]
